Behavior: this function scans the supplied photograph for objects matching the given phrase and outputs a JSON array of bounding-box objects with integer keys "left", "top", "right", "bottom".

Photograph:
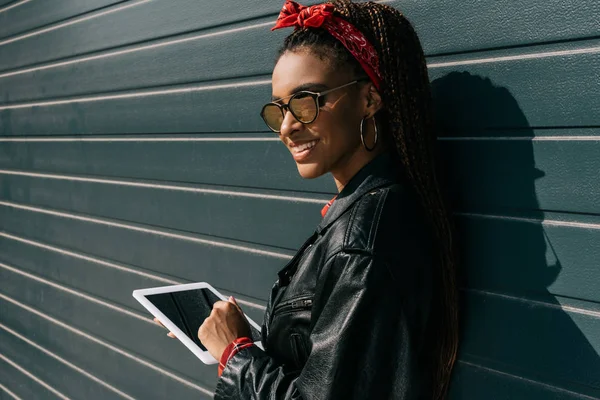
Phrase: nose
[{"left": 279, "top": 108, "right": 303, "bottom": 139}]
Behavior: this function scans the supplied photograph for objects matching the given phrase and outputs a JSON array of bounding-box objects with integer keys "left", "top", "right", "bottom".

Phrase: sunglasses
[{"left": 260, "top": 79, "right": 367, "bottom": 133}]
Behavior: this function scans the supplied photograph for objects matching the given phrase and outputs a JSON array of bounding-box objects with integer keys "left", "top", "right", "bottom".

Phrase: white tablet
[{"left": 133, "top": 282, "right": 263, "bottom": 365}]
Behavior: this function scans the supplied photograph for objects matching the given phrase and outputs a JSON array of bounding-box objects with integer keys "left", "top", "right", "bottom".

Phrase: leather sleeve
[{"left": 213, "top": 250, "right": 424, "bottom": 400}]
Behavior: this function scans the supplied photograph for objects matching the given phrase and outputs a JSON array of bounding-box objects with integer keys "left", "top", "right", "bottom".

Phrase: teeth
[{"left": 294, "top": 140, "right": 318, "bottom": 153}]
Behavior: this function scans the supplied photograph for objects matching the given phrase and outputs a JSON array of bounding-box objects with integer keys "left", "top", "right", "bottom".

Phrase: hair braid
[{"left": 276, "top": 1, "right": 459, "bottom": 398}]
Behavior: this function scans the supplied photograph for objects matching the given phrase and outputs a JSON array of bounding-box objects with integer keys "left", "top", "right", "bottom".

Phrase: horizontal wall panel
[
  {"left": 0, "top": 234, "right": 267, "bottom": 323},
  {"left": 460, "top": 290, "right": 600, "bottom": 394},
  {"left": 0, "top": 356, "right": 65, "bottom": 400},
  {"left": 1, "top": 27, "right": 598, "bottom": 114},
  {"left": 394, "top": 0, "right": 600, "bottom": 55},
  {"left": 3, "top": 130, "right": 599, "bottom": 206},
  {"left": 0, "top": 296, "right": 213, "bottom": 400},
  {"left": 0, "top": 137, "right": 336, "bottom": 194},
  {"left": 0, "top": 78, "right": 271, "bottom": 135},
  {"left": 0, "top": 0, "right": 124, "bottom": 40},
  {"left": 1, "top": 0, "right": 598, "bottom": 74},
  {"left": 0, "top": 266, "right": 219, "bottom": 391},
  {"left": 0, "top": 174, "right": 325, "bottom": 250},
  {"left": 0, "top": 233, "right": 179, "bottom": 315},
  {"left": 0, "top": 204, "right": 291, "bottom": 301},
  {"left": 0, "top": 0, "right": 297, "bottom": 73},
  {"left": 429, "top": 43, "right": 600, "bottom": 129},
  {"left": 0, "top": 16, "right": 280, "bottom": 103},
  {"left": 441, "top": 135, "right": 600, "bottom": 215},
  {"left": 458, "top": 213, "right": 600, "bottom": 304},
  {"left": 449, "top": 361, "right": 596, "bottom": 400},
  {"left": 0, "top": 325, "right": 121, "bottom": 399},
  {"left": 2, "top": 45, "right": 598, "bottom": 135},
  {"left": 2, "top": 198, "right": 599, "bottom": 306}
]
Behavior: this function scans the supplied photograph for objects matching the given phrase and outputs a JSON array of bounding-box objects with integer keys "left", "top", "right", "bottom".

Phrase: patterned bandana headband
[{"left": 271, "top": 0, "right": 382, "bottom": 90}]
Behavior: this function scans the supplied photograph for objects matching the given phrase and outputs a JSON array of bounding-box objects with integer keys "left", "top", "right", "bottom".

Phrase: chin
[{"left": 296, "top": 163, "right": 327, "bottom": 179}]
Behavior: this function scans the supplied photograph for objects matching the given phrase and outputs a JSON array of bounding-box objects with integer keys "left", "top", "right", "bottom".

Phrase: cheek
[{"left": 314, "top": 108, "right": 359, "bottom": 148}]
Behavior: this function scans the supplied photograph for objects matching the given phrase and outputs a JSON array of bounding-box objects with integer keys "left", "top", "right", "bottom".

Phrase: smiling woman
[{"left": 166, "top": 0, "right": 459, "bottom": 399}]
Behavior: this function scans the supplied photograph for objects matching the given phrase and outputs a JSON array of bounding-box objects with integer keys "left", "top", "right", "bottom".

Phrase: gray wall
[{"left": 0, "top": 0, "right": 598, "bottom": 398}]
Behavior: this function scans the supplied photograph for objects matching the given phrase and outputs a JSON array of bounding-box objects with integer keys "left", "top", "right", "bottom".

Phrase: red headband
[{"left": 271, "top": 0, "right": 382, "bottom": 90}]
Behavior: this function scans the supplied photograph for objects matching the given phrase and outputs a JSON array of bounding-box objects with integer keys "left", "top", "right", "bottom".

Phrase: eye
[{"left": 292, "top": 91, "right": 312, "bottom": 99}]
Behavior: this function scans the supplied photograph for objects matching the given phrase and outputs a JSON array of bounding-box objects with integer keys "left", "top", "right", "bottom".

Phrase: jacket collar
[{"left": 316, "top": 151, "right": 401, "bottom": 234}]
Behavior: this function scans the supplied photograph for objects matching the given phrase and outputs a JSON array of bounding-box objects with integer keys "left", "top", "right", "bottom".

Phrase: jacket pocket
[
  {"left": 289, "top": 332, "right": 309, "bottom": 367},
  {"left": 272, "top": 295, "right": 313, "bottom": 317}
]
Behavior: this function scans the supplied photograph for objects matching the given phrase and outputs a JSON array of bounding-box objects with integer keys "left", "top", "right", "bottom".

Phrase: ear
[{"left": 362, "top": 82, "right": 384, "bottom": 118}]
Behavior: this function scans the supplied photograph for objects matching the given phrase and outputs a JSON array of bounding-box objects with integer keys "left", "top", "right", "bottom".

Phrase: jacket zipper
[{"left": 272, "top": 296, "right": 313, "bottom": 316}]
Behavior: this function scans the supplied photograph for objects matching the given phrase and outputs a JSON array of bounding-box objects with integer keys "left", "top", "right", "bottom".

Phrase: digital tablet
[{"left": 133, "top": 282, "right": 263, "bottom": 364}]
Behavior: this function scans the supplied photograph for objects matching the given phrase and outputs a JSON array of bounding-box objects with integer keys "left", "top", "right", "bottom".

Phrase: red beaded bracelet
[{"left": 218, "top": 337, "right": 254, "bottom": 377}]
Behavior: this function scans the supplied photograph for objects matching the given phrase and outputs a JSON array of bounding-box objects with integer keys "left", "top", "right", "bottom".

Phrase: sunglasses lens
[
  {"left": 261, "top": 104, "right": 284, "bottom": 132},
  {"left": 289, "top": 94, "right": 318, "bottom": 123}
]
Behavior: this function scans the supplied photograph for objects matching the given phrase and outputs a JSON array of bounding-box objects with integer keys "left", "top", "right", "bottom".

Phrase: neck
[{"left": 331, "top": 145, "right": 389, "bottom": 192}]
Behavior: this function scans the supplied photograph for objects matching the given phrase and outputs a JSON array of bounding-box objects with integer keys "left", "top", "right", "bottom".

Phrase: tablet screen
[{"left": 146, "top": 288, "right": 262, "bottom": 350}]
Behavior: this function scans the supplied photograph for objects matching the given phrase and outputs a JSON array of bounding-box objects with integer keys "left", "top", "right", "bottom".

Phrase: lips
[
  {"left": 291, "top": 139, "right": 318, "bottom": 153},
  {"left": 290, "top": 139, "right": 319, "bottom": 161}
]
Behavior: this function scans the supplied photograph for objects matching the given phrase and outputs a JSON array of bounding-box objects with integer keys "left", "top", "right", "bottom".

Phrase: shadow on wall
[{"left": 431, "top": 72, "right": 600, "bottom": 397}]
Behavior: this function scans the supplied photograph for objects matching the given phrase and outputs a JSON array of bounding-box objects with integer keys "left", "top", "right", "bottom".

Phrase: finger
[
  {"left": 167, "top": 332, "right": 176, "bottom": 338},
  {"left": 229, "top": 296, "right": 244, "bottom": 314},
  {"left": 153, "top": 317, "right": 165, "bottom": 328},
  {"left": 212, "top": 300, "right": 227, "bottom": 310}
]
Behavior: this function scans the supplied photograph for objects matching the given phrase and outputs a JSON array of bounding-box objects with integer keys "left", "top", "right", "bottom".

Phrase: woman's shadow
[{"left": 431, "top": 72, "right": 600, "bottom": 396}]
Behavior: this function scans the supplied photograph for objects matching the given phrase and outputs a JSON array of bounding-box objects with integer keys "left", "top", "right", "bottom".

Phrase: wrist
[{"left": 218, "top": 337, "right": 254, "bottom": 377}]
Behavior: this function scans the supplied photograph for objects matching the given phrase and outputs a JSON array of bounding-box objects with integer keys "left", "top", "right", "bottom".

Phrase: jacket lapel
[{"left": 317, "top": 151, "right": 401, "bottom": 234}]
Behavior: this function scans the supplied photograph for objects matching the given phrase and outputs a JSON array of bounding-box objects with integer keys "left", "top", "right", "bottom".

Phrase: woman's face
[{"left": 271, "top": 50, "right": 370, "bottom": 181}]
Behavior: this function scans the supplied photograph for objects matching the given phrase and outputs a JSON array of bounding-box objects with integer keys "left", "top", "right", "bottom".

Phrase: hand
[
  {"left": 153, "top": 318, "right": 176, "bottom": 338},
  {"left": 198, "top": 296, "right": 252, "bottom": 361}
]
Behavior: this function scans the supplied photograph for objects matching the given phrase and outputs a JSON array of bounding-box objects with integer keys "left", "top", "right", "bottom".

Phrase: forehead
[{"left": 271, "top": 50, "right": 339, "bottom": 100}]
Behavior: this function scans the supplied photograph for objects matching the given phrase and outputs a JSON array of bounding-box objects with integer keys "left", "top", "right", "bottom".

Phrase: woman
[{"left": 158, "top": 0, "right": 459, "bottom": 398}]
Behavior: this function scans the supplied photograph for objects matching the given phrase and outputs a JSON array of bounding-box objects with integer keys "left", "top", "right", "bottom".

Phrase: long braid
[
  {"left": 277, "top": 1, "right": 459, "bottom": 398},
  {"left": 337, "top": 3, "right": 459, "bottom": 398}
]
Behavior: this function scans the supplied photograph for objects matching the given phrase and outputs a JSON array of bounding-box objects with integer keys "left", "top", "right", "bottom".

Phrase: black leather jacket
[{"left": 215, "top": 152, "right": 434, "bottom": 399}]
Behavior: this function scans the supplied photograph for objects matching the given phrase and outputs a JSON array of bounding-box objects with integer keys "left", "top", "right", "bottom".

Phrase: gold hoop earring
[{"left": 360, "top": 116, "right": 378, "bottom": 152}]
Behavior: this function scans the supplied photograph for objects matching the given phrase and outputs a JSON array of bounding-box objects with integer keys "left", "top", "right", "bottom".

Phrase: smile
[{"left": 291, "top": 139, "right": 319, "bottom": 161}]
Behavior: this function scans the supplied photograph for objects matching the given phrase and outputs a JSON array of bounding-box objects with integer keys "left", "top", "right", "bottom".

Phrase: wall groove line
[
  {"left": 0, "top": 230, "right": 268, "bottom": 312},
  {"left": 0, "top": 0, "right": 30, "bottom": 13},
  {"left": 457, "top": 212, "right": 600, "bottom": 231},
  {"left": 440, "top": 136, "right": 600, "bottom": 141},
  {"left": 428, "top": 44, "right": 600, "bottom": 68},
  {"left": 0, "top": 46, "right": 600, "bottom": 110},
  {"left": 0, "top": 261, "right": 151, "bottom": 323},
  {"left": 0, "top": 18, "right": 597, "bottom": 82},
  {"left": 0, "top": 230, "right": 178, "bottom": 284},
  {"left": 0, "top": 323, "right": 135, "bottom": 399},
  {"left": 0, "top": 232, "right": 267, "bottom": 310},
  {"left": 0, "top": 293, "right": 213, "bottom": 396},
  {"left": 0, "top": 20, "right": 274, "bottom": 79},
  {"left": 0, "top": 136, "right": 280, "bottom": 142},
  {"left": 0, "top": 0, "right": 150, "bottom": 48},
  {"left": 1, "top": 128, "right": 598, "bottom": 141},
  {"left": 0, "top": 40, "right": 598, "bottom": 109},
  {"left": 458, "top": 360, "right": 599, "bottom": 399},
  {"left": 0, "top": 77, "right": 271, "bottom": 110},
  {"left": 0, "top": 169, "right": 328, "bottom": 204},
  {"left": 0, "top": 352, "right": 70, "bottom": 400},
  {"left": 0, "top": 0, "right": 386, "bottom": 76},
  {"left": 465, "top": 289, "right": 600, "bottom": 318},
  {"left": 0, "top": 383, "right": 22, "bottom": 400},
  {"left": 0, "top": 201, "right": 294, "bottom": 259}
]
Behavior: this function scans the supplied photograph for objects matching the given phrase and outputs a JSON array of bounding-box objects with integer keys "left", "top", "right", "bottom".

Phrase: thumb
[{"left": 229, "top": 296, "right": 243, "bottom": 313}]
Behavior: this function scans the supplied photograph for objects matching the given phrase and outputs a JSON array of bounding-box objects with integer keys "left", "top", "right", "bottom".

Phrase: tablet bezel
[{"left": 133, "top": 282, "right": 263, "bottom": 365}]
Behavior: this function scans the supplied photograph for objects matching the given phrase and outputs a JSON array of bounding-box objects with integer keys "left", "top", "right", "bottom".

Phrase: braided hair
[{"left": 276, "top": 1, "right": 459, "bottom": 398}]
